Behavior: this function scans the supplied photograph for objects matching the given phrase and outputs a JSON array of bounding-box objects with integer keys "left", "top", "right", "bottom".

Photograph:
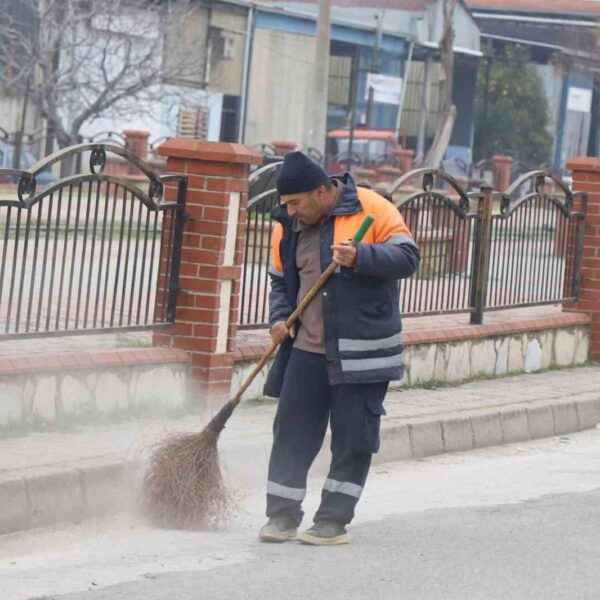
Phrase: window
[
  {"left": 328, "top": 55, "right": 352, "bottom": 107},
  {"left": 212, "top": 29, "right": 235, "bottom": 61}
]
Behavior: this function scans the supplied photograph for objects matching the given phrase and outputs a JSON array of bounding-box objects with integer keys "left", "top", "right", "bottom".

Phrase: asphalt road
[{"left": 2, "top": 428, "right": 600, "bottom": 600}]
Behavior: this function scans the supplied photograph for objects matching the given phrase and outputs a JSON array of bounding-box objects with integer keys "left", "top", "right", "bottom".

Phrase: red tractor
[{"left": 325, "top": 128, "right": 400, "bottom": 173}]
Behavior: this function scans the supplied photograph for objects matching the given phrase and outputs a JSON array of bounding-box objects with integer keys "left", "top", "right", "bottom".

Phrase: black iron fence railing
[
  {"left": 393, "top": 169, "right": 479, "bottom": 316},
  {"left": 239, "top": 161, "right": 282, "bottom": 328},
  {"left": 481, "top": 172, "right": 585, "bottom": 315},
  {"left": 0, "top": 143, "right": 186, "bottom": 339},
  {"left": 239, "top": 168, "right": 586, "bottom": 329}
]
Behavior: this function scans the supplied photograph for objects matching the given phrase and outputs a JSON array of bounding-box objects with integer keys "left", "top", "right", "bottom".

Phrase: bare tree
[
  {"left": 422, "top": 0, "right": 457, "bottom": 169},
  {"left": 0, "top": 0, "right": 209, "bottom": 152}
]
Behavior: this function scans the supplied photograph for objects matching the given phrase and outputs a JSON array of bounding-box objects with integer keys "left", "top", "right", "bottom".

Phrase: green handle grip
[{"left": 351, "top": 214, "right": 375, "bottom": 244}]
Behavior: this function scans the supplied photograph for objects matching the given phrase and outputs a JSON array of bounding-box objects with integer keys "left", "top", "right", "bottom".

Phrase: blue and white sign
[
  {"left": 365, "top": 73, "right": 403, "bottom": 105},
  {"left": 567, "top": 87, "right": 592, "bottom": 113}
]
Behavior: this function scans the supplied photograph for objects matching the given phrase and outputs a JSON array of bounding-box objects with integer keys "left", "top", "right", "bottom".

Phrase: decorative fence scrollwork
[
  {"left": 388, "top": 168, "right": 479, "bottom": 316},
  {"left": 0, "top": 143, "right": 186, "bottom": 339},
  {"left": 239, "top": 166, "right": 586, "bottom": 329},
  {"left": 484, "top": 171, "right": 586, "bottom": 311}
]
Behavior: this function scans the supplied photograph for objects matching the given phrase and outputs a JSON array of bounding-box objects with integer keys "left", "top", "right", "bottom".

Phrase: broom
[{"left": 142, "top": 214, "right": 375, "bottom": 529}]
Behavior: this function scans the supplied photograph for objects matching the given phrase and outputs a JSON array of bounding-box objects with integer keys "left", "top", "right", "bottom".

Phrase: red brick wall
[
  {"left": 123, "top": 130, "right": 150, "bottom": 160},
  {"left": 566, "top": 157, "right": 600, "bottom": 360},
  {"left": 153, "top": 139, "right": 262, "bottom": 409},
  {"left": 492, "top": 155, "right": 513, "bottom": 191}
]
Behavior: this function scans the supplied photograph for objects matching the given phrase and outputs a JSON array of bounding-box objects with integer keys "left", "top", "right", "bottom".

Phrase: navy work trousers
[{"left": 266, "top": 348, "right": 388, "bottom": 526}]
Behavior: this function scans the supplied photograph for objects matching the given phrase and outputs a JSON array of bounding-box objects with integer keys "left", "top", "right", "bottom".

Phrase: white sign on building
[
  {"left": 365, "top": 73, "right": 403, "bottom": 105},
  {"left": 567, "top": 87, "right": 593, "bottom": 113}
]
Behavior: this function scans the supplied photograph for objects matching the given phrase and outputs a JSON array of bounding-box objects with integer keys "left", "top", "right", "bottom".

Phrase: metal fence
[
  {"left": 483, "top": 172, "right": 584, "bottom": 313},
  {"left": 239, "top": 161, "right": 282, "bottom": 328},
  {"left": 0, "top": 144, "right": 186, "bottom": 339},
  {"left": 239, "top": 167, "right": 586, "bottom": 329},
  {"left": 392, "top": 169, "right": 479, "bottom": 316}
]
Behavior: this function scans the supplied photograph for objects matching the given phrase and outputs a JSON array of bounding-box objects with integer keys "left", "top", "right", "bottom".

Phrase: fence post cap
[
  {"left": 122, "top": 129, "right": 150, "bottom": 137},
  {"left": 158, "top": 139, "right": 263, "bottom": 165},
  {"left": 566, "top": 156, "right": 600, "bottom": 172}
]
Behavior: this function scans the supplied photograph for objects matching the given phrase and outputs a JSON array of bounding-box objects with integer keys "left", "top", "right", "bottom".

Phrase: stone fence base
[
  {"left": 0, "top": 348, "right": 188, "bottom": 427},
  {"left": 232, "top": 312, "right": 591, "bottom": 399},
  {"left": 0, "top": 312, "right": 591, "bottom": 427},
  {"left": 395, "top": 323, "right": 589, "bottom": 387}
]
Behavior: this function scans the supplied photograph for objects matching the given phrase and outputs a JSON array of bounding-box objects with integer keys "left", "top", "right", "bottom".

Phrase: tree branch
[
  {"left": 1, "top": 0, "right": 205, "bottom": 148},
  {"left": 422, "top": 0, "right": 457, "bottom": 169}
]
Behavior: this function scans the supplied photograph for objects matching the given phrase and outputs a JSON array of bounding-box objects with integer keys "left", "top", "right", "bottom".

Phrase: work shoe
[
  {"left": 258, "top": 516, "right": 298, "bottom": 543},
  {"left": 298, "top": 521, "right": 350, "bottom": 546}
]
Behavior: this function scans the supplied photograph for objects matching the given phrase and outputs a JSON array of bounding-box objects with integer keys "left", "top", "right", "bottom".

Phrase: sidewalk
[{"left": 1, "top": 366, "right": 599, "bottom": 535}]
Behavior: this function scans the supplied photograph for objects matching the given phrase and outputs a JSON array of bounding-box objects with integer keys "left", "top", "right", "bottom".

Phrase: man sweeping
[{"left": 259, "top": 151, "right": 420, "bottom": 545}]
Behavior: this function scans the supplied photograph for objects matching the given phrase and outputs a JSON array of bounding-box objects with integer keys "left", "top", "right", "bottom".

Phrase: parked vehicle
[{"left": 325, "top": 128, "right": 399, "bottom": 173}]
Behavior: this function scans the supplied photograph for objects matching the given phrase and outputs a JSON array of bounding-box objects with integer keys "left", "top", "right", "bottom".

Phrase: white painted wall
[
  {"left": 245, "top": 28, "right": 316, "bottom": 147},
  {"left": 81, "top": 87, "right": 224, "bottom": 143}
]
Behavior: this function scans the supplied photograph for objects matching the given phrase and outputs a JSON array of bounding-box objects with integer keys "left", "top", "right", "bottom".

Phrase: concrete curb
[
  {"left": 0, "top": 459, "right": 139, "bottom": 536},
  {"left": 1, "top": 396, "right": 599, "bottom": 536}
]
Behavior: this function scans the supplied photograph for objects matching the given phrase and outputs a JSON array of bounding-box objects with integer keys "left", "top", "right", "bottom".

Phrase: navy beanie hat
[{"left": 276, "top": 151, "right": 330, "bottom": 195}]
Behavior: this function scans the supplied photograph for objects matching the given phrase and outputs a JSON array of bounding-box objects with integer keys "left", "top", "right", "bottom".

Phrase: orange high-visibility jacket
[{"left": 264, "top": 173, "right": 420, "bottom": 397}]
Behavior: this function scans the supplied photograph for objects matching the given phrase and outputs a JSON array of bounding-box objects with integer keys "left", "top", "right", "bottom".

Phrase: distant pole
[
  {"left": 366, "top": 87, "right": 374, "bottom": 129},
  {"left": 395, "top": 39, "right": 414, "bottom": 145},
  {"left": 478, "top": 55, "right": 492, "bottom": 159},
  {"left": 415, "top": 51, "right": 433, "bottom": 164},
  {"left": 238, "top": 3, "right": 255, "bottom": 144},
  {"left": 14, "top": 71, "right": 32, "bottom": 170},
  {"left": 308, "top": 0, "right": 332, "bottom": 154},
  {"left": 347, "top": 53, "right": 359, "bottom": 172},
  {"left": 366, "top": 13, "right": 383, "bottom": 128}
]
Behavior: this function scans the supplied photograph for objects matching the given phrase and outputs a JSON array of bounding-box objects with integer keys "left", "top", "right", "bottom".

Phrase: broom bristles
[{"left": 142, "top": 425, "right": 234, "bottom": 529}]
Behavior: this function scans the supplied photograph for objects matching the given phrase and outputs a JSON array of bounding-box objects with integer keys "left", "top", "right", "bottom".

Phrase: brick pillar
[
  {"left": 393, "top": 148, "right": 414, "bottom": 173},
  {"left": 155, "top": 139, "right": 263, "bottom": 408},
  {"left": 272, "top": 140, "right": 297, "bottom": 156},
  {"left": 123, "top": 130, "right": 150, "bottom": 160},
  {"left": 492, "top": 155, "right": 513, "bottom": 191},
  {"left": 566, "top": 156, "right": 600, "bottom": 361}
]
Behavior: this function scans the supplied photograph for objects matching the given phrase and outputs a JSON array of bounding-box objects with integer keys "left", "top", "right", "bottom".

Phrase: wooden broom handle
[{"left": 231, "top": 214, "right": 374, "bottom": 406}]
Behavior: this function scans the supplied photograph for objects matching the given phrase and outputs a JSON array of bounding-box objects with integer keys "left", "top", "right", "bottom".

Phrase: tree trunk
[
  {"left": 424, "top": 106, "right": 456, "bottom": 169},
  {"left": 422, "top": 0, "right": 457, "bottom": 169}
]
